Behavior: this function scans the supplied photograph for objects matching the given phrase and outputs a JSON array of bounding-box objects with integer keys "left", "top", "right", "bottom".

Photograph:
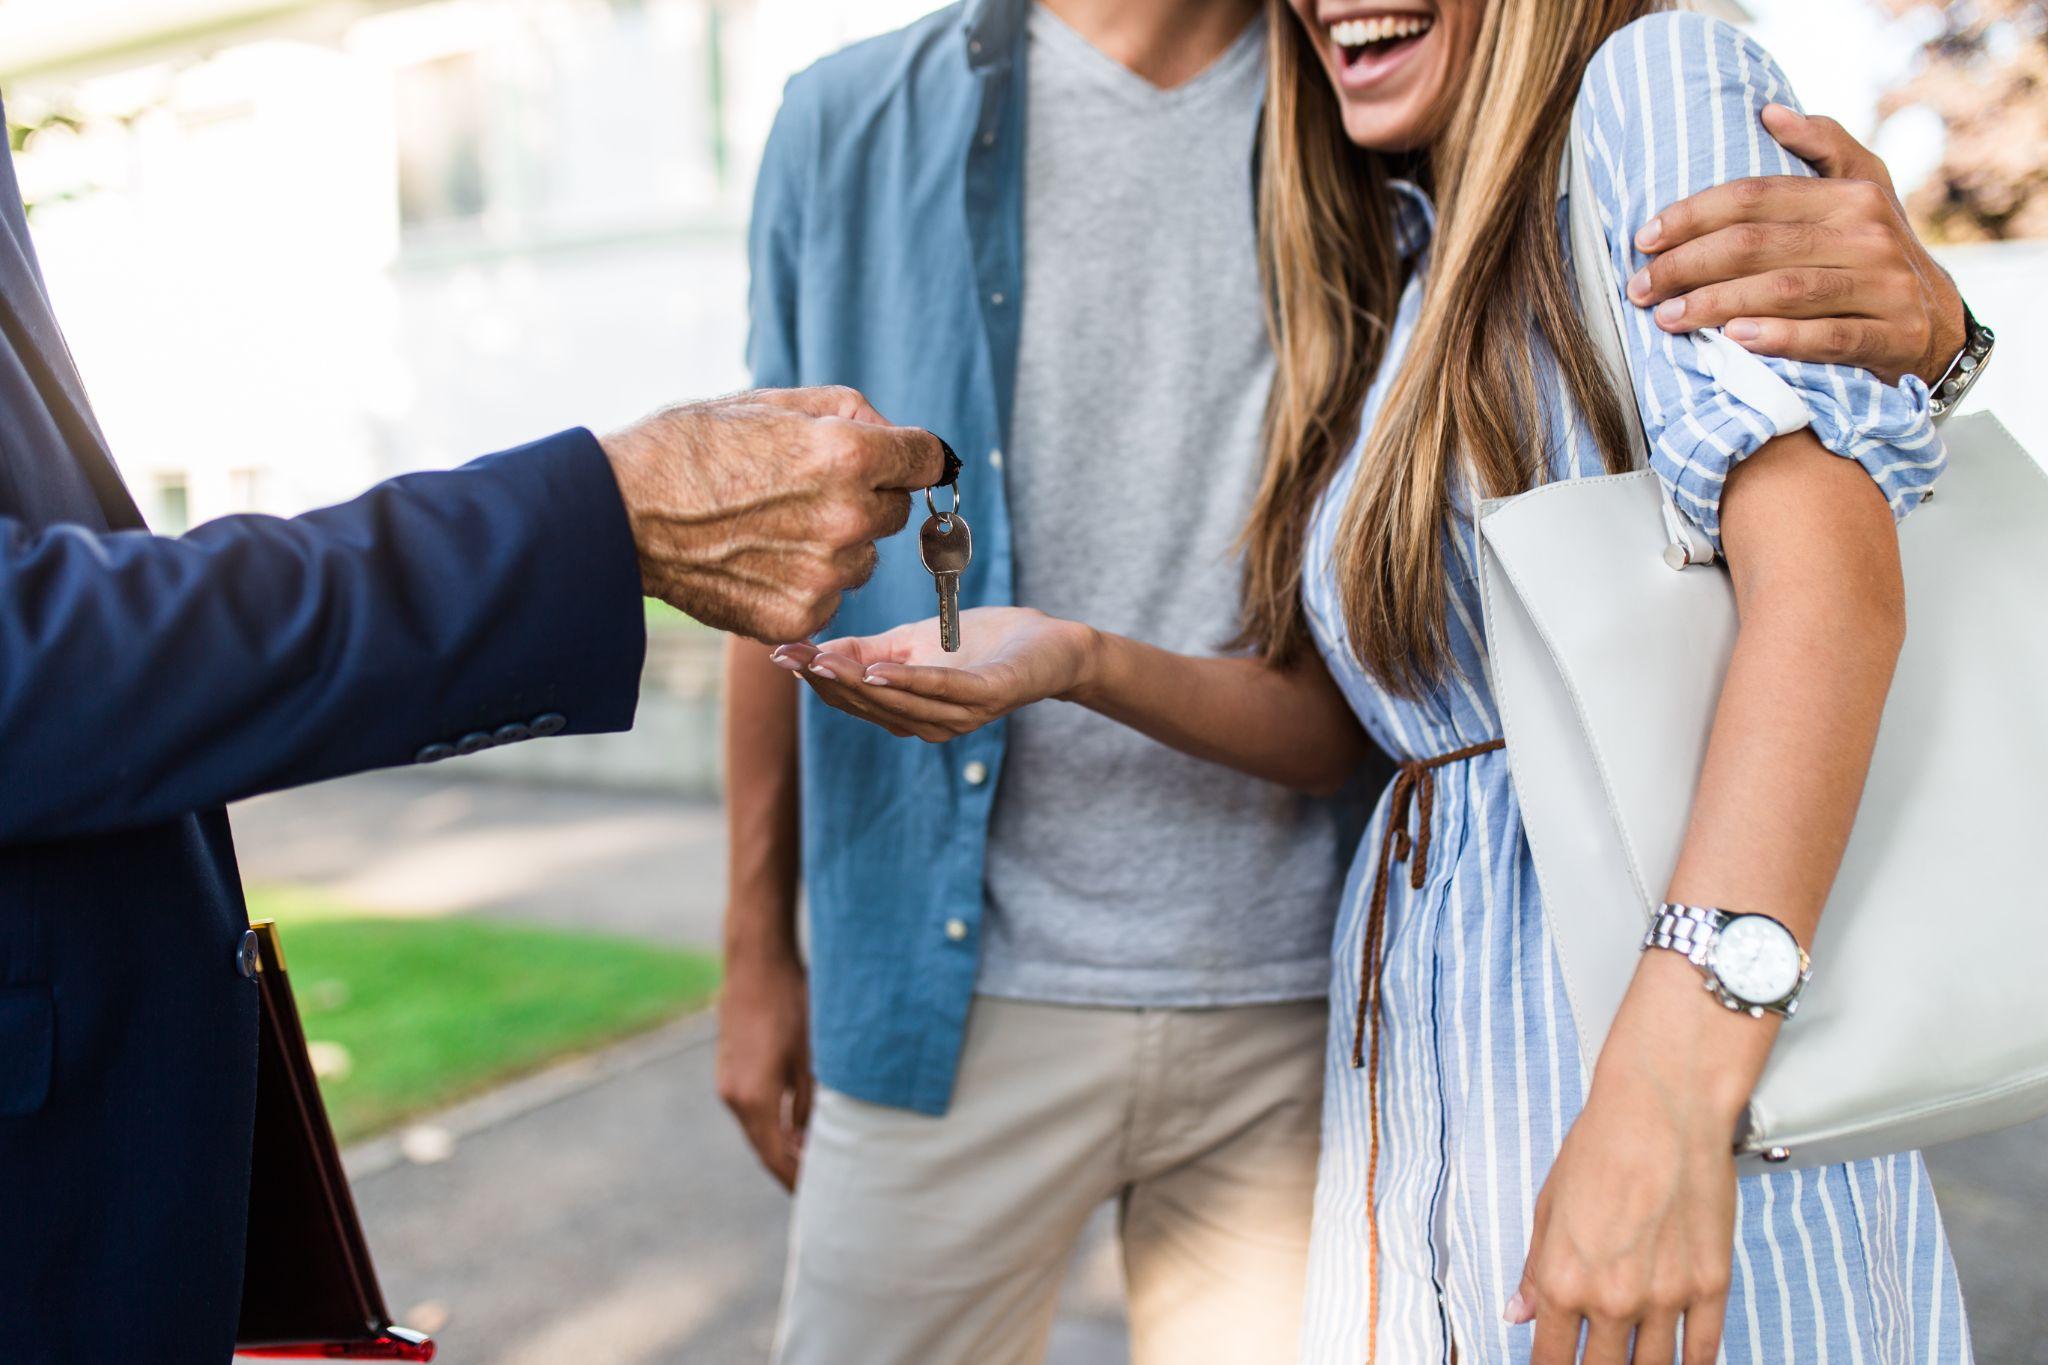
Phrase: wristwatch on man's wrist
[
  {"left": 1928, "top": 301, "right": 1995, "bottom": 421},
  {"left": 1643, "top": 903, "right": 1812, "bottom": 1019}
]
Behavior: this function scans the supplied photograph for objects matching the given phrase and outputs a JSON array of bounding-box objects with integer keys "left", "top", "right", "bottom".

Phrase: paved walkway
[
  {"left": 336, "top": 1014, "right": 1127, "bottom": 1365},
  {"left": 234, "top": 772, "right": 729, "bottom": 948},
  {"left": 234, "top": 773, "right": 1127, "bottom": 1364},
  {"left": 232, "top": 772, "right": 2048, "bottom": 1364}
]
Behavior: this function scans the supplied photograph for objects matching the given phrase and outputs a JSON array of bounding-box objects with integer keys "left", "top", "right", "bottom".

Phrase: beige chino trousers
[{"left": 774, "top": 995, "right": 1326, "bottom": 1365}]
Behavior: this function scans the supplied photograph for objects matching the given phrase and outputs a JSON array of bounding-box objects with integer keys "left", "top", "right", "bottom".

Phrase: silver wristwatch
[
  {"left": 1927, "top": 302, "right": 1994, "bottom": 421},
  {"left": 1643, "top": 903, "right": 1811, "bottom": 1019}
]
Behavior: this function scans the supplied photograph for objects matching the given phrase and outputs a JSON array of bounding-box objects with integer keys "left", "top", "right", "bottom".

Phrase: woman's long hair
[{"left": 1240, "top": 0, "right": 1657, "bottom": 693}]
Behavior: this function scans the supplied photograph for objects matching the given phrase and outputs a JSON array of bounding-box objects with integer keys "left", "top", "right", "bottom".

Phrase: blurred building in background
[
  {"left": 0, "top": 0, "right": 2041, "bottom": 537},
  {"left": 0, "top": 0, "right": 932, "bottom": 529}
]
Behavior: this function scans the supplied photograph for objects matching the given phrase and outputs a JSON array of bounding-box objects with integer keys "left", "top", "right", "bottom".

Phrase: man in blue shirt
[{"left": 720, "top": 0, "right": 1970, "bottom": 1359}]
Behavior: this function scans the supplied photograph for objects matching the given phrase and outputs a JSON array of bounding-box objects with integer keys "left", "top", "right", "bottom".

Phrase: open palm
[{"left": 769, "top": 606, "right": 1096, "bottom": 743}]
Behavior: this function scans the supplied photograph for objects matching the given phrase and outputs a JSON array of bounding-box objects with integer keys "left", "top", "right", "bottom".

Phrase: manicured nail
[
  {"left": 1504, "top": 1291, "right": 1532, "bottom": 1324},
  {"left": 1655, "top": 297, "right": 1686, "bottom": 325},
  {"left": 1763, "top": 102, "right": 1799, "bottom": 122},
  {"left": 1726, "top": 318, "right": 1761, "bottom": 341},
  {"left": 770, "top": 655, "right": 804, "bottom": 671},
  {"left": 863, "top": 671, "right": 890, "bottom": 686},
  {"left": 1635, "top": 217, "right": 1662, "bottom": 251},
  {"left": 809, "top": 663, "right": 836, "bottom": 681},
  {"left": 1628, "top": 266, "right": 1653, "bottom": 300}
]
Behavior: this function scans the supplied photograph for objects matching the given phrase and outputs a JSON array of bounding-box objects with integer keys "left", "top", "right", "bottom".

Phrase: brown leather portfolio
[{"left": 234, "top": 920, "right": 436, "bottom": 1362}]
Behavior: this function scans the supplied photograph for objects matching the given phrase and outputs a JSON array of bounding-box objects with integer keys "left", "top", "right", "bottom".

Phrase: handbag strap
[{"left": 1560, "top": 104, "right": 1717, "bottom": 567}]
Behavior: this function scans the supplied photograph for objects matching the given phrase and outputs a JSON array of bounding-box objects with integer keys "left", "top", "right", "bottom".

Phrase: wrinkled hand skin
[
  {"left": 600, "top": 386, "right": 946, "bottom": 643},
  {"left": 1629, "top": 105, "right": 1967, "bottom": 388}
]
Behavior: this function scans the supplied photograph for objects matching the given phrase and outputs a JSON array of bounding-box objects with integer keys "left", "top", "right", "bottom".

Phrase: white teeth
[{"left": 1329, "top": 13, "right": 1434, "bottom": 49}]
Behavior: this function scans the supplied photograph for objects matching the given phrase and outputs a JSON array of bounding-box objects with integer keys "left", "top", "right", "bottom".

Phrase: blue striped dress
[{"left": 1297, "top": 13, "right": 1971, "bottom": 1363}]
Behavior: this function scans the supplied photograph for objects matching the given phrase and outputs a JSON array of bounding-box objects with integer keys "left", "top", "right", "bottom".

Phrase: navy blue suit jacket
[{"left": 0, "top": 118, "right": 647, "bottom": 1359}]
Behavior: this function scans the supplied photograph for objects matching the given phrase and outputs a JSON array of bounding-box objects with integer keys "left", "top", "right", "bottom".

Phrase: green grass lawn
[
  {"left": 247, "top": 888, "right": 720, "bottom": 1145},
  {"left": 644, "top": 598, "right": 707, "bottom": 632}
]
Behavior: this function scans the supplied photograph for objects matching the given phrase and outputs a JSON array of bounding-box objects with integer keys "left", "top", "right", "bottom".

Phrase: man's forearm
[{"left": 724, "top": 636, "right": 803, "bottom": 961}]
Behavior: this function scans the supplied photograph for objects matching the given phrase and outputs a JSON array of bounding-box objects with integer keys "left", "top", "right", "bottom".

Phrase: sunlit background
[
  {"left": 4, "top": 0, "right": 2042, "bottom": 551},
  {"left": 3, "top": 2, "right": 2044, "bottom": 1362}
]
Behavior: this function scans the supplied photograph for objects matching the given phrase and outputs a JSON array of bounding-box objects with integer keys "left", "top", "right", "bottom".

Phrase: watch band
[
  {"left": 1644, "top": 901, "right": 1726, "bottom": 965},
  {"left": 1928, "top": 302, "right": 1995, "bottom": 421}
]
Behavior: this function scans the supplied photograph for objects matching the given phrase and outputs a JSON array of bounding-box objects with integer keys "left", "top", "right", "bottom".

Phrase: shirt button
[
  {"left": 414, "top": 742, "right": 456, "bottom": 764},
  {"left": 493, "top": 722, "right": 533, "bottom": 746},
  {"left": 989, "top": 292, "right": 1005, "bottom": 306},
  {"left": 944, "top": 918, "right": 968, "bottom": 942},
  {"left": 962, "top": 760, "right": 989, "bottom": 786},
  {"left": 981, "top": 130, "right": 996, "bottom": 147},
  {"left": 235, "top": 929, "right": 261, "bottom": 980},
  {"left": 988, "top": 447, "right": 1004, "bottom": 470},
  {"left": 456, "top": 731, "right": 496, "bottom": 756},
  {"left": 531, "top": 712, "right": 568, "bottom": 738}
]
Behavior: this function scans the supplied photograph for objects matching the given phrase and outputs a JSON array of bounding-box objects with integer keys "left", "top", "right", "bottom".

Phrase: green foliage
[
  {"left": 248, "top": 889, "right": 720, "bottom": 1144},
  {"left": 7, "top": 108, "right": 87, "bottom": 217}
]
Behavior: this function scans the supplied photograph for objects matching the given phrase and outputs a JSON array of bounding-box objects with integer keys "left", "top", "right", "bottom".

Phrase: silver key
[{"left": 918, "top": 483, "right": 972, "bottom": 652}]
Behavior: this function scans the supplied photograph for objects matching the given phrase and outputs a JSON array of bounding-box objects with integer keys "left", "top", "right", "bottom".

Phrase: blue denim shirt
[{"left": 746, "top": 0, "right": 1034, "bottom": 1115}]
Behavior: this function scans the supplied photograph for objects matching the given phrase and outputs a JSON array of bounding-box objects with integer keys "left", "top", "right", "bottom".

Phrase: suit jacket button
[
  {"left": 236, "top": 930, "right": 261, "bottom": 980},
  {"left": 530, "top": 712, "right": 567, "bottom": 738},
  {"left": 456, "top": 731, "right": 496, "bottom": 756},
  {"left": 493, "top": 722, "right": 533, "bottom": 746},
  {"left": 415, "top": 742, "right": 456, "bottom": 764}
]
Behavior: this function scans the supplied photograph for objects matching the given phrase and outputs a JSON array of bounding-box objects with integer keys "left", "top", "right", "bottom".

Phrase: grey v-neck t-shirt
[{"left": 978, "top": 7, "right": 1347, "bottom": 1007}]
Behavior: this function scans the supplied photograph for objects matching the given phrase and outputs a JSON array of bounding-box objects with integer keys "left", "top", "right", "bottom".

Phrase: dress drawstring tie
[{"left": 1351, "top": 736, "right": 1504, "bottom": 1363}]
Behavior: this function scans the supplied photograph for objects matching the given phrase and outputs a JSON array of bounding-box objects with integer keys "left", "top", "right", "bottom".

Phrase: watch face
[{"left": 1710, "top": 915, "right": 1803, "bottom": 1005}]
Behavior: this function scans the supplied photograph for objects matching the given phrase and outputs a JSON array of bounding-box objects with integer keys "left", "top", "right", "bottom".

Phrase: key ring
[{"left": 925, "top": 476, "right": 961, "bottom": 531}]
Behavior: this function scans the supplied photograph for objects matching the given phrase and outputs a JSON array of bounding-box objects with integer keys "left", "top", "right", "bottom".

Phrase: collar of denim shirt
[{"left": 963, "top": 0, "right": 1030, "bottom": 69}]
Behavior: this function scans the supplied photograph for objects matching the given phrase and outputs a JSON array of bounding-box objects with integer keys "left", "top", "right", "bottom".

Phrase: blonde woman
[{"left": 776, "top": 3, "right": 1977, "bottom": 1360}]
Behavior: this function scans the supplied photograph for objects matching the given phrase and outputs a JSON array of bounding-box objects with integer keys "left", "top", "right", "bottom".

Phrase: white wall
[{"left": 1937, "top": 242, "right": 2048, "bottom": 457}]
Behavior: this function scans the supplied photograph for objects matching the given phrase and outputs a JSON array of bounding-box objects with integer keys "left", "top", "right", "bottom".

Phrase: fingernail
[
  {"left": 1635, "top": 218, "right": 1662, "bottom": 251},
  {"left": 1628, "top": 266, "right": 1653, "bottom": 300},
  {"left": 1726, "top": 318, "right": 1761, "bottom": 341},
  {"left": 1763, "top": 102, "right": 1799, "bottom": 121},
  {"left": 1655, "top": 297, "right": 1686, "bottom": 325},
  {"left": 770, "top": 655, "right": 804, "bottom": 671},
  {"left": 863, "top": 671, "right": 889, "bottom": 687},
  {"left": 809, "top": 663, "right": 836, "bottom": 681},
  {"left": 1503, "top": 1291, "right": 1531, "bottom": 1324}
]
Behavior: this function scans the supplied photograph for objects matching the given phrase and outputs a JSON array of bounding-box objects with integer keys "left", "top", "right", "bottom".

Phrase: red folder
[{"left": 234, "top": 920, "right": 436, "bottom": 1361}]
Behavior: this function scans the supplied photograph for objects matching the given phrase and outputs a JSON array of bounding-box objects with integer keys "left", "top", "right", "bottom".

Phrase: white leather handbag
[{"left": 1475, "top": 108, "right": 2048, "bottom": 1170}]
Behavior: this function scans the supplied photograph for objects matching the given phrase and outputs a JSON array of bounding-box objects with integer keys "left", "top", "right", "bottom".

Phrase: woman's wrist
[
  {"left": 1057, "top": 622, "right": 1114, "bottom": 706},
  {"left": 1589, "top": 950, "right": 1775, "bottom": 1137}
]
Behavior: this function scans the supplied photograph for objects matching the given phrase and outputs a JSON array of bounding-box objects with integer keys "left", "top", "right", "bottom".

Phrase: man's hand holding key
[{"left": 600, "top": 385, "right": 948, "bottom": 642}]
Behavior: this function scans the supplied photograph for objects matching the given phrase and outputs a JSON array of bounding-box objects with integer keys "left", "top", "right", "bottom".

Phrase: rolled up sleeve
[{"left": 1574, "top": 11, "right": 1945, "bottom": 551}]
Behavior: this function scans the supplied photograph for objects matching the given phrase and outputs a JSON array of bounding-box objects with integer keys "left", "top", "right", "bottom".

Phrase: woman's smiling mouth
[{"left": 1325, "top": 9, "right": 1437, "bottom": 87}]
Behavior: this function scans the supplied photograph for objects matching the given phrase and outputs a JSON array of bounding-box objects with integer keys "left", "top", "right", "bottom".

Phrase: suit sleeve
[{"left": 0, "top": 427, "right": 647, "bottom": 845}]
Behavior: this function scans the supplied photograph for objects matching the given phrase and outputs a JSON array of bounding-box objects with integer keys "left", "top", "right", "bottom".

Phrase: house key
[{"left": 918, "top": 478, "right": 971, "bottom": 653}]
